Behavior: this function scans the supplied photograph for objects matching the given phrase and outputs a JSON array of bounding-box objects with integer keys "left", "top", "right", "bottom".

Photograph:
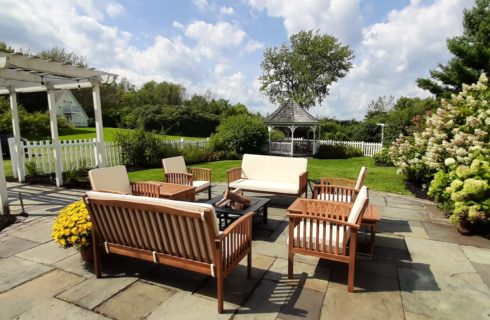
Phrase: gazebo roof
[
  {"left": 0, "top": 52, "right": 117, "bottom": 94},
  {"left": 264, "top": 100, "right": 320, "bottom": 126}
]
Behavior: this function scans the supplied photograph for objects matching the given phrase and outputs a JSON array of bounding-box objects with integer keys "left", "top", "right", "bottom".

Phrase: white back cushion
[
  {"left": 241, "top": 154, "right": 308, "bottom": 183},
  {"left": 88, "top": 165, "right": 131, "bottom": 195},
  {"left": 162, "top": 156, "right": 187, "bottom": 174},
  {"left": 354, "top": 166, "right": 367, "bottom": 191},
  {"left": 86, "top": 191, "right": 220, "bottom": 237},
  {"left": 347, "top": 186, "right": 368, "bottom": 225}
]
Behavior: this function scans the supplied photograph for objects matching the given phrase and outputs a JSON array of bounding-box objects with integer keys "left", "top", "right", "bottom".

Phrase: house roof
[{"left": 264, "top": 100, "right": 320, "bottom": 126}]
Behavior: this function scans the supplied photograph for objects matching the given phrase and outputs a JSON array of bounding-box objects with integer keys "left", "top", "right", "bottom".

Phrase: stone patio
[{"left": 1, "top": 182, "right": 489, "bottom": 319}]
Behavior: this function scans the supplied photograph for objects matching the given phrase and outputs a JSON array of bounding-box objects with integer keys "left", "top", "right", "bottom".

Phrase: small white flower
[{"left": 445, "top": 158, "right": 456, "bottom": 166}]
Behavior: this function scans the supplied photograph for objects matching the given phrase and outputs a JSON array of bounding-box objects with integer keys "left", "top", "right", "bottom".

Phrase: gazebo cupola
[{"left": 264, "top": 100, "right": 320, "bottom": 156}]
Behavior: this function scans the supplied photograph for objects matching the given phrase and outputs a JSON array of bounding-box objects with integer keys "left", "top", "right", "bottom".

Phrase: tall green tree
[
  {"left": 0, "top": 41, "right": 15, "bottom": 53},
  {"left": 259, "top": 30, "right": 353, "bottom": 109},
  {"left": 417, "top": 0, "right": 490, "bottom": 97}
]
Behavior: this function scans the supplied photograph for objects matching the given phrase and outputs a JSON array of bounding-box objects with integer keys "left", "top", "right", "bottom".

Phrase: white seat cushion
[
  {"left": 317, "top": 193, "right": 352, "bottom": 202},
  {"left": 347, "top": 186, "right": 368, "bottom": 225},
  {"left": 193, "top": 180, "right": 210, "bottom": 192},
  {"left": 291, "top": 220, "right": 346, "bottom": 251},
  {"left": 162, "top": 156, "right": 187, "bottom": 173},
  {"left": 229, "top": 179, "right": 299, "bottom": 195},
  {"left": 88, "top": 165, "right": 132, "bottom": 195}
]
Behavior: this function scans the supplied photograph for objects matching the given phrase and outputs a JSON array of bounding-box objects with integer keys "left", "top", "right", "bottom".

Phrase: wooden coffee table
[
  {"left": 206, "top": 195, "right": 270, "bottom": 231},
  {"left": 142, "top": 182, "right": 195, "bottom": 201}
]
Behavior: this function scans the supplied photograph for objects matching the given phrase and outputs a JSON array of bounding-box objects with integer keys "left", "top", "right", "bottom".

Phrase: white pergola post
[
  {"left": 9, "top": 89, "right": 25, "bottom": 182},
  {"left": 290, "top": 125, "right": 296, "bottom": 157},
  {"left": 92, "top": 81, "right": 105, "bottom": 167},
  {"left": 47, "top": 88, "right": 63, "bottom": 187},
  {"left": 267, "top": 126, "right": 272, "bottom": 153}
]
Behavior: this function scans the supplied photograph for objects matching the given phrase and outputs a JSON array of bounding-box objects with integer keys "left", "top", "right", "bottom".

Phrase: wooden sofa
[
  {"left": 287, "top": 186, "right": 369, "bottom": 292},
  {"left": 227, "top": 154, "right": 308, "bottom": 197},
  {"left": 83, "top": 191, "right": 253, "bottom": 313}
]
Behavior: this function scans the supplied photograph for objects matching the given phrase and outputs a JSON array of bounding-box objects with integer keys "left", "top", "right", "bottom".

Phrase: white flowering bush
[{"left": 391, "top": 74, "right": 490, "bottom": 229}]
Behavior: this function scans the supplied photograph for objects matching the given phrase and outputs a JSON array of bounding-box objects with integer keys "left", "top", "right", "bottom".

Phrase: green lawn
[
  {"left": 128, "top": 157, "right": 409, "bottom": 195},
  {"left": 59, "top": 127, "right": 204, "bottom": 141}
]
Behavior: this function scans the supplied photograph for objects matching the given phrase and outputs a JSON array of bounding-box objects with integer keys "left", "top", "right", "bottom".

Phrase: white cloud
[
  {"left": 246, "top": 0, "right": 363, "bottom": 46},
  {"left": 106, "top": 2, "right": 125, "bottom": 18},
  {"left": 220, "top": 6, "right": 234, "bottom": 15},
  {"left": 193, "top": 0, "right": 209, "bottom": 11},
  {"left": 243, "top": 39, "right": 264, "bottom": 53},
  {"left": 172, "top": 21, "right": 184, "bottom": 29}
]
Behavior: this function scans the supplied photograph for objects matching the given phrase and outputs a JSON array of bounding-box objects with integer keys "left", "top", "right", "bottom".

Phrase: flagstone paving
[{"left": 0, "top": 182, "right": 489, "bottom": 319}]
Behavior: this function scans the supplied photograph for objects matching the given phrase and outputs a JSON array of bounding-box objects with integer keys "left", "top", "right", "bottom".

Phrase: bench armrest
[
  {"left": 227, "top": 167, "right": 242, "bottom": 184},
  {"left": 312, "top": 185, "right": 358, "bottom": 202},
  {"left": 188, "top": 167, "right": 211, "bottom": 182},
  {"left": 299, "top": 171, "right": 308, "bottom": 197},
  {"left": 215, "top": 212, "right": 253, "bottom": 272},
  {"left": 165, "top": 172, "right": 193, "bottom": 186},
  {"left": 319, "top": 178, "right": 356, "bottom": 188},
  {"left": 130, "top": 182, "right": 161, "bottom": 198}
]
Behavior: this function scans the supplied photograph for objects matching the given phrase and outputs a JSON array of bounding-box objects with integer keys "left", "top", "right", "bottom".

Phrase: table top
[
  {"left": 206, "top": 195, "right": 270, "bottom": 215},
  {"left": 142, "top": 181, "right": 195, "bottom": 197},
  {"left": 287, "top": 198, "right": 380, "bottom": 223}
]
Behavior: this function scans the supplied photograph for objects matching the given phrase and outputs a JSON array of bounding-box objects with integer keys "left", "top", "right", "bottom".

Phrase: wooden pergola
[{"left": 0, "top": 52, "right": 117, "bottom": 213}]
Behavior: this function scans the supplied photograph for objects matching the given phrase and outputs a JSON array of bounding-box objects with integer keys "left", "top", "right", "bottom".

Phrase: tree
[
  {"left": 259, "top": 30, "right": 353, "bottom": 109},
  {"left": 0, "top": 41, "right": 15, "bottom": 53},
  {"left": 417, "top": 0, "right": 490, "bottom": 97},
  {"left": 365, "top": 96, "right": 395, "bottom": 119},
  {"left": 38, "top": 46, "right": 88, "bottom": 67}
]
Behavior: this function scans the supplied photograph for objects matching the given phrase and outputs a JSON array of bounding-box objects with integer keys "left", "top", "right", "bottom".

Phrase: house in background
[{"left": 54, "top": 90, "right": 89, "bottom": 127}]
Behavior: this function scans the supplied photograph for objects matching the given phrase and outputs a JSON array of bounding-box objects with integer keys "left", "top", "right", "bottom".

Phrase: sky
[{"left": 0, "top": 0, "right": 474, "bottom": 119}]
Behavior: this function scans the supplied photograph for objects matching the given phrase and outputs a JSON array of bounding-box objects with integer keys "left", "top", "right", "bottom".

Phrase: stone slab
[
  {"left": 461, "top": 245, "right": 490, "bottom": 265},
  {"left": 235, "top": 253, "right": 275, "bottom": 279},
  {"left": 404, "top": 237, "right": 476, "bottom": 276},
  {"left": 235, "top": 279, "right": 296, "bottom": 320},
  {"left": 146, "top": 291, "right": 233, "bottom": 319},
  {"left": 278, "top": 286, "right": 325, "bottom": 320},
  {"left": 399, "top": 267, "right": 490, "bottom": 319},
  {"left": 54, "top": 253, "right": 95, "bottom": 278},
  {"left": 142, "top": 264, "right": 209, "bottom": 292},
  {"left": 321, "top": 262, "right": 404, "bottom": 320},
  {"left": 16, "top": 297, "right": 110, "bottom": 320},
  {"left": 0, "top": 236, "right": 39, "bottom": 258},
  {"left": 16, "top": 240, "right": 76, "bottom": 264},
  {"left": 265, "top": 258, "right": 330, "bottom": 292},
  {"left": 472, "top": 262, "right": 490, "bottom": 290},
  {"left": 374, "top": 233, "right": 408, "bottom": 251},
  {"left": 379, "top": 206, "right": 430, "bottom": 222},
  {"left": 422, "top": 222, "right": 490, "bottom": 248},
  {"left": 0, "top": 269, "right": 84, "bottom": 319},
  {"left": 0, "top": 256, "right": 53, "bottom": 292},
  {"left": 96, "top": 281, "right": 176, "bottom": 320},
  {"left": 57, "top": 276, "right": 137, "bottom": 310},
  {"left": 377, "top": 218, "right": 429, "bottom": 239}
]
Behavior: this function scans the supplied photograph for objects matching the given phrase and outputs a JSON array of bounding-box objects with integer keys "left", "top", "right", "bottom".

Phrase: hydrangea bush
[
  {"left": 391, "top": 74, "right": 490, "bottom": 228},
  {"left": 52, "top": 200, "right": 92, "bottom": 249}
]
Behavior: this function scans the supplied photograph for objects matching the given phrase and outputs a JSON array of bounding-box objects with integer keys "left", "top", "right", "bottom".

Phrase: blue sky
[{"left": 0, "top": 0, "right": 474, "bottom": 119}]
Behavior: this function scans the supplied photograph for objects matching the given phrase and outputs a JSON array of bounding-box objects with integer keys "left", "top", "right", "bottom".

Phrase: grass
[
  {"left": 128, "top": 157, "right": 409, "bottom": 195},
  {"left": 30, "top": 127, "right": 205, "bottom": 142}
]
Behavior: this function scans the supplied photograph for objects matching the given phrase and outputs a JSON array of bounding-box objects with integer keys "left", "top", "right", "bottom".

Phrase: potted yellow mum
[{"left": 52, "top": 200, "right": 93, "bottom": 262}]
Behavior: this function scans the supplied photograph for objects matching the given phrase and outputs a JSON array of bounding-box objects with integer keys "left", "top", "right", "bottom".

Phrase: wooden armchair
[
  {"left": 162, "top": 156, "right": 212, "bottom": 199},
  {"left": 88, "top": 165, "right": 161, "bottom": 197},
  {"left": 84, "top": 191, "right": 253, "bottom": 314},
  {"left": 313, "top": 166, "right": 367, "bottom": 202},
  {"left": 287, "top": 186, "right": 369, "bottom": 292}
]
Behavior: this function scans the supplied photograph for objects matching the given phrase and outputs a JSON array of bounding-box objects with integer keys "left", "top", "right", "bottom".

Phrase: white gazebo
[
  {"left": 0, "top": 52, "right": 117, "bottom": 214},
  {"left": 265, "top": 100, "right": 320, "bottom": 156}
]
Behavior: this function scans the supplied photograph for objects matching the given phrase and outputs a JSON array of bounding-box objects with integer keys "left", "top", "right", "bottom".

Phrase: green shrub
[
  {"left": 314, "top": 144, "right": 363, "bottom": 159},
  {"left": 115, "top": 130, "right": 180, "bottom": 167},
  {"left": 210, "top": 114, "right": 268, "bottom": 157},
  {"left": 269, "top": 129, "right": 285, "bottom": 141},
  {"left": 373, "top": 148, "right": 393, "bottom": 167},
  {"left": 25, "top": 160, "right": 40, "bottom": 177}
]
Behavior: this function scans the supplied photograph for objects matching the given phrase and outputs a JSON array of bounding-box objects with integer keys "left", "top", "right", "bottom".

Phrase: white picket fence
[
  {"left": 316, "top": 140, "right": 382, "bottom": 156},
  {"left": 9, "top": 138, "right": 122, "bottom": 178},
  {"left": 163, "top": 138, "right": 209, "bottom": 149}
]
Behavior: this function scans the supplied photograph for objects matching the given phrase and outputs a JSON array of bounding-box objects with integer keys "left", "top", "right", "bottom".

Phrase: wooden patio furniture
[
  {"left": 162, "top": 156, "right": 212, "bottom": 199},
  {"left": 88, "top": 165, "right": 162, "bottom": 197},
  {"left": 313, "top": 166, "right": 367, "bottom": 201},
  {"left": 84, "top": 191, "right": 253, "bottom": 314},
  {"left": 287, "top": 186, "right": 369, "bottom": 292}
]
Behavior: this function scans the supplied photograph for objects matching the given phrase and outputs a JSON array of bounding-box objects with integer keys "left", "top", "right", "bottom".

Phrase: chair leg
[
  {"left": 208, "top": 185, "right": 211, "bottom": 200},
  {"left": 348, "top": 259, "right": 355, "bottom": 292},
  {"left": 288, "top": 251, "right": 294, "bottom": 279},
  {"left": 247, "top": 251, "right": 252, "bottom": 278},
  {"left": 217, "top": 275, "right": 224, "bottom": 314}
]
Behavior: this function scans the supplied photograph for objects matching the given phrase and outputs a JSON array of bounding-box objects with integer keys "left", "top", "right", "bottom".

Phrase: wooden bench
[{"left": 84, "top": 191, "right": 253, "bottom": 314}]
